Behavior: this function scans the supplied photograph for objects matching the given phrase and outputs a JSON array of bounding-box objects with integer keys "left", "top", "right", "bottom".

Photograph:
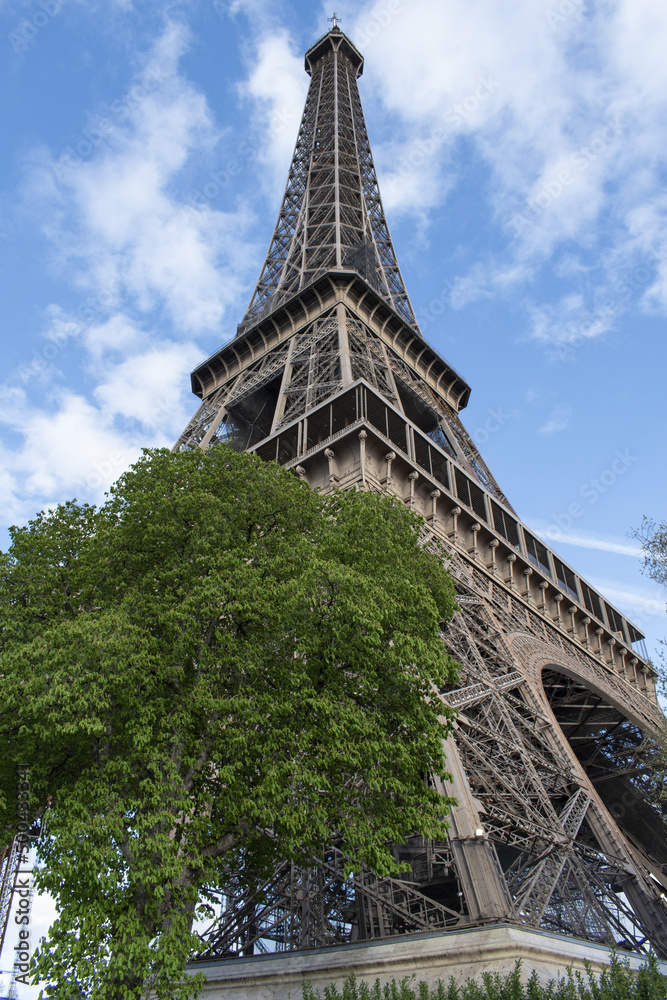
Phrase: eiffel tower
[{"left": 175, "top": 21, "right": 667, "bottom": 984}]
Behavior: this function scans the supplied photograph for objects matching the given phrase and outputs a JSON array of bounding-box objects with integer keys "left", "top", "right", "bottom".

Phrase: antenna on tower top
[{"left": 328, "top": 12, "right": 341, "bottom": 28}]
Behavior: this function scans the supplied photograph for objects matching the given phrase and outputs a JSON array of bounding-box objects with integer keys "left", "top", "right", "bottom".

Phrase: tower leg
[{"left": 437, "top": 740, "right": 513, "bottom": 923}]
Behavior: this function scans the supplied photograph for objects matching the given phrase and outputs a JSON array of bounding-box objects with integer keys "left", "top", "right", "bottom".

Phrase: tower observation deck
[{"left": 175, "top": 21, "right": 667, "bottom": 983}]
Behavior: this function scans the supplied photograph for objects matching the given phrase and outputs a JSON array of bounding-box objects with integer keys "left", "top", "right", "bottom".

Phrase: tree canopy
[
  {"left": 0, "top": 446, "right": 459, "bottom": 1000},
  {"left": 633, "top": 516, "right": 667, "bottom": 697}
]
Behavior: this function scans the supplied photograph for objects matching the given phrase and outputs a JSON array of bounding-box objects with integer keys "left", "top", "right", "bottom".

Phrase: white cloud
[
  {"left": 528, "top": 293, "right": 617, "bottom": 351},
  {"left": 0, "top": 298, "right": 208, "bottom": 519},
  {"left": 535, "top": 525, "right": 644, "bottom": 559},
  {"left": 226, "top": 0, "right": 267, "bottom": 16},
  {"left": 624, "top": 201, "right": 667, "bottom": 314},
  {"left": 237, "top": 30, "right": 307, "bottom": 199},
  {"left": 0, "top": 387, "right": 138, "bottom": 504},
  {"left": 538, "top": 404, "right": 572, "bottom": 434},
  {"left": 353, "top": 0, "right": 579, "bottom": 219},
  {"left": 25, "top": 20, "right": 251, "bottom": 334},
  {"left": 335, "top": 0, "right": 667, "bottom": 340},
  {"left": 82, "top": 313, "right": 146, "bottom": 362},
  {"left": 0, "top": 332, "right": 201, "bottom": 524},
  {"left": 93, "top": 339, "right": 201, "bottom": 427}
]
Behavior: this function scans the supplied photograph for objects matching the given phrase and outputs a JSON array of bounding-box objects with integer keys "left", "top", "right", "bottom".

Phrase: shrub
[{"left": 301, "top": 952, "right": 667, "bottom": 1000}]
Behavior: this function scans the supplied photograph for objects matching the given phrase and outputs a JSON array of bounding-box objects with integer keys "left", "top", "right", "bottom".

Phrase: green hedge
[{"left": 302, "top": 952, "right": 667, "bottom": 1000}]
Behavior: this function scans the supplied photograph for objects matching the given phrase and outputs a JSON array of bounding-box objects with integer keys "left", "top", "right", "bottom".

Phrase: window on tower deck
[
  {"left": 552, "top": 557, "right": 580, "bottom": 603},
  {"left": 428, "top": 423, "right": 457, "bottom": 459},
  {"left": 306, "top": 404, "right": 332, "bottom": 449},
  {"left": 454, "top": 468, "right": 488, "bottom": 522},
  {"left": 395, "top": 381, "right": 439, "bottom": 433},
  {"left": 386, "top": 408, "right": 409, "bottom": 454},
  {"left": 490, "top": 500, "right": 521, "bottom": 548},
  {"left": 429, "top": 448, "right": 450, "bottom": 491},
  {"left": 277, "top": 426, "right": 299, "bottom": 465},
  {"left": 605, "top": 603, "right": 629, "bottom": 643},
  {"left": 331, "top": 387, "right": 361, "bottom": 437},
  {"left": 626, "top": 623, "right": 648, "bottom": 659},
  {"left": 362, "top": 387, "right": 409, "bottom": 454},
  {"left": 413, "top": 434, "right": 431, "bottom": 475},
  {"left": 393, "top": 380, "right": 456, "bottom": 458},
  {"left": 580, "top": 581, "right": 604, "bottom": 622},
  {"left": 523, "top": 531, "right": 552, "bottom": 577}
]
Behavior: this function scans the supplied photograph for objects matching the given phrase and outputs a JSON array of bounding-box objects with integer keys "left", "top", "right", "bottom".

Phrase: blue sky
[{"left": 1, "top": 0, "right": 667, "bottom": 990}]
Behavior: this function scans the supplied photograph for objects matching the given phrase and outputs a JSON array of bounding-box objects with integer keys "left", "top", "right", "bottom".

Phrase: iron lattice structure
[
  {"left": 174, "top": 25, "right": 667, "bottom": 967},
  {"left": 0, "top": 816, "right": 44, "bottom": 987},
  {"left": 0, "top": 837, "right": 22, "bottom": 958},
  {"left": 239, "top": 28, "right": 417, "bottom": 334}
]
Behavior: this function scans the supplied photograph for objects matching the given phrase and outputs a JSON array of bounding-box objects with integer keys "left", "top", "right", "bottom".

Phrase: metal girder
[
  {"left": 439, "top": 564, "right": 667, "bottom": 955},
  {"left": 173, "top": 383, "right": 230, "bottom": 452},
  {"left": 514, "top": 790, "right": 591, "bottom": 925},
  {"left": 177, "top": 297, "right": 521, "bottom": 520},
  {"left": 441, "top": 670, "right": 524, "bottom": 709},
  {"left": 347, "top": 318, "right": 401, "bottom": 408},
  {"left": 379, "top": 348, "right": 514, "bottom": 510},
  {"left": 196, "top": 845, "right": 466, "bottom": 960},
  {"left": 274, "top": 316, "right": 343, "bottom": 428}
]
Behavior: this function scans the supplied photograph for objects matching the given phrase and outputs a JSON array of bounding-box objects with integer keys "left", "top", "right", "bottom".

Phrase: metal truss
[
  {"left": 347, "top": 318, "right": 401, "bottom": 408},
  {"left": 275, "top": 316, "right": 343, "bottom": 428},
  {"left": 439, "top": 406, "right": 517, "bottom": 514},
  {"left": 541, "top": 672, "right": 665, "bottom": 793},
  {"left": 383, "top": 351, "right": 515, "bottom": 511},
  {"left": 439, "top": 555, "right": 667, "bottom": 955},
  {"left": 175, "top": 384, "right": 230, "bottom": 452},
  {"left": 241, "top": 27, "right": 418, "bottom": 332},
  {"left": 175, "top": 315, "right": 346, "bottom": 453},
  {"left": 197, "top": 844, "right": 467, "bottom": 960},
  {"left": 174, "top": 341, "right": 292, "bottom": 452}
]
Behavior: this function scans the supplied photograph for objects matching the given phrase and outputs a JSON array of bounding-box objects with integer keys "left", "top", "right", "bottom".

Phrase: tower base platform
[{"left": 189, "top": 925, "right": 667, "bottom": 999}]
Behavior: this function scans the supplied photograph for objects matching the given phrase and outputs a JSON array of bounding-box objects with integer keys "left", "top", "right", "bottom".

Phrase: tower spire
[{"left": 239, "top": 25, "right": 419, "bottom": 334}]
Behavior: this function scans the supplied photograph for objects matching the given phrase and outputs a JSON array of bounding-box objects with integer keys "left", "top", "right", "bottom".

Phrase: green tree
[
  {"left": 632, "top": 516, "right": 667, "bottom": 822},
  {"left": 0, "top": 446, "right": 459, "bottom": 1000},
  {"left": 633, "top": 516, "right": 667, "bottom": 697}
]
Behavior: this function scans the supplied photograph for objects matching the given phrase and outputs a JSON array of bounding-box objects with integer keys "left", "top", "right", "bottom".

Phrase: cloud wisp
[{"left": 534, "top": 525, "right": 644, "bottom": 559}]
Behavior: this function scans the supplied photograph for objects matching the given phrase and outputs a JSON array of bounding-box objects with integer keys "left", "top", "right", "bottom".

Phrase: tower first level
[
  {"left": 177, "top": 270, "right": 654, "bottom": 702},
  {"left": 175, "top": 22, "right": 667, "bottom": 979}
]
